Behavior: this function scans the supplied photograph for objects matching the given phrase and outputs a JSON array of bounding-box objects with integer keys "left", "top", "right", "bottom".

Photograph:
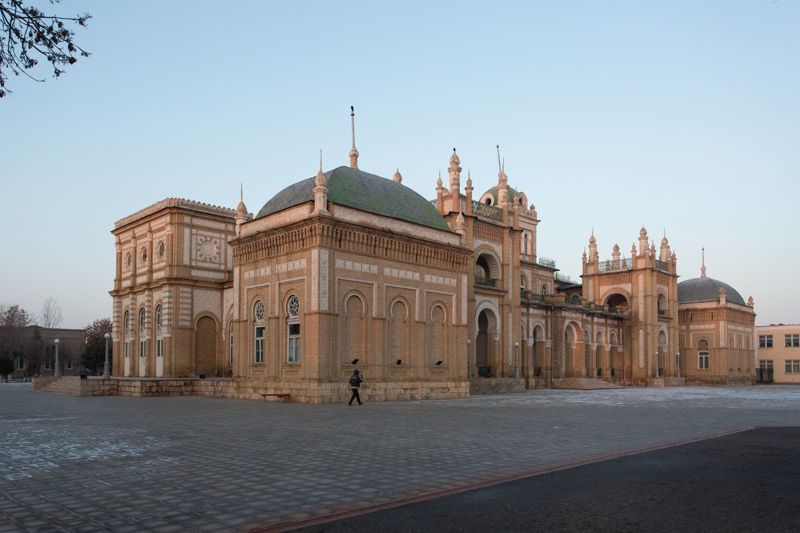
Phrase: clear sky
[{"left": 1, "top": 1, "right": 798, "bottom": 328}]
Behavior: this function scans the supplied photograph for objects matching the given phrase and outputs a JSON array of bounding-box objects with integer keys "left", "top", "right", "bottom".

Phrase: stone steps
[{"left": 34, "top": 376, "right": 104, "bottom": 396}]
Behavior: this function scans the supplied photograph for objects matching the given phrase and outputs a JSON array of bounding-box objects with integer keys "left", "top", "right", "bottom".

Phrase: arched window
[
  {"left": 138, "top": 308, "right": 146, "bottom": 362},
  {"left": 698, "top": 339, "right": 709, "bottom": 370},
  {"left": 123, "top": 310, "right": 130, "bottom": 335},
  {"left": 475, "top": 255, "right": 491, "bottom": 281},
  {"left": 484, "top": 197, "right": 492, "bottom": 205},
  {"left": 287, "top": 295, "right": 300, "bottom": 364},
  {"left": 254, "top": 300, "right": 265, "bottom": 364},
  {"left": 520, "top": 274, "right": 527, "bottom": 298},
  {"left": 155, "top": 305, "right": 162, "bottom": 332},
  {"left": 541, "top": 283, "right": 549, "bottom": 296}
]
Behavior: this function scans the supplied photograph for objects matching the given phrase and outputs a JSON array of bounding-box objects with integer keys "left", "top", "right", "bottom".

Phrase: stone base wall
[
  {"left": 469, "top": 378, "right": 526, "bottom": 395},
  {"left": 35, "top": 377, "right": 469, "bottom": 404}
]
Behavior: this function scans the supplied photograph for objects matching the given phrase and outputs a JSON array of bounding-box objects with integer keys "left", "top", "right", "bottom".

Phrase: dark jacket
[{"left": 349, "top": 374, "right": 363, "bottom": 388}]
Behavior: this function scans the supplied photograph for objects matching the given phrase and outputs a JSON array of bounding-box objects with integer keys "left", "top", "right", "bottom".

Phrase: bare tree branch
[
  {"left": 39, "top": 297, "right": 63, "bottom": 329},
  {"left": 0, "top": 0, "right": 91, "bottom": 97}
]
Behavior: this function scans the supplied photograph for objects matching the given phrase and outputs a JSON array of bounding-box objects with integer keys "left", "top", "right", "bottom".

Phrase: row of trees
[{"left": 0, "top": 300, "right": 111, "bottom": 380}]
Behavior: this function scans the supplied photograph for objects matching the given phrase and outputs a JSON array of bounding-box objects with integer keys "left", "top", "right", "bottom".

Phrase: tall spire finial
[
  {"left": 240, "top": 182, "right": 243, "bottom": 204},
  {"left": 349, "top": 105, "right": 359, "bottom": 169},
  {"left": 701, "top": 247, "right": 706, "bottom": 278},
  {"left": 350, "top": 106, "right": 355, "bottom": 148},
  {"left": 319, "top": 148, "right": 323, "bottom": 172},
  {"left": 496, "top": 144, "right": 502, "bottom": 173}
]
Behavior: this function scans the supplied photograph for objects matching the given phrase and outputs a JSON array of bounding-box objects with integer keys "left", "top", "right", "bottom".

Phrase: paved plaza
[{"left": 1, "top": 384, "right": 799, "bottom": 532}]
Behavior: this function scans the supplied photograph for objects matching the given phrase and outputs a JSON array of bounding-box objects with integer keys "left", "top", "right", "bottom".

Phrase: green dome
[{"left": 256, "top": 166, "right": 451, "bottom": 232}]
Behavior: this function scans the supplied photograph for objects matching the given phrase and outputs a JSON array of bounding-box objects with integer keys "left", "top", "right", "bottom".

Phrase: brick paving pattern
[{"left": 1, "top": 384, "right": 799, "bottom": 531}]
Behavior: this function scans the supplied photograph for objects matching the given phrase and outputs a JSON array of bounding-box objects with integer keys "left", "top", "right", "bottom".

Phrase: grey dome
[{"left": 678, "top": 277, "right": 746, "bottom": 306}]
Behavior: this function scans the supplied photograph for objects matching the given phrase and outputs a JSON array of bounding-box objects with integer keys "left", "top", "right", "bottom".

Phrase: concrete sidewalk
[{"left": 1, "top": 384, "right": 799, "bottom": 531}]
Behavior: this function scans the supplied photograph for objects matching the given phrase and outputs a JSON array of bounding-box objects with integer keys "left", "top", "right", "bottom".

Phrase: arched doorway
[
  {"left": 595, "top": 330, "right": 605, "bottom": 377},
  {"left": 658, "top": 330, "right": 667, "bottom": 377},
  {"left": 563, "top": 323, "right": 577, "bottom": 377},
  {"left": 476, "top": 309, "right": 497, "bottom": 377},
  {"left": 532, "top": 324, "right": 545, "bottom": 377},
  {"left": 583, "top": 329, "right": 592, "bottom": 377},
  {"left": 195, "top": 316, "right": 217, "bottom": 377}
]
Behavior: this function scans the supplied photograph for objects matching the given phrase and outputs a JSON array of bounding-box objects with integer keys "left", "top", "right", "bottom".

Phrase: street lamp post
[
  {"left": 676, "top": 351, "right": 681, "bottom": 378},
  {"left": 103, "top": 333, "right": 111, "bottom": 378},
  {"left": 514, "top": 342, "right": 520, "bottom": 378},
  {"left": 54, "top": 338, "right": 61, "bottom": 377}
]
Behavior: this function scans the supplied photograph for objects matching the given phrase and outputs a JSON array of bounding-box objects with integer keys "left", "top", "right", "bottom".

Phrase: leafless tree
[
  {"left": 0, "top": 0, "right": 91, "bottom": 97},
  {"left": 39, "top": 297, "right": 62, "bottom": 328}
]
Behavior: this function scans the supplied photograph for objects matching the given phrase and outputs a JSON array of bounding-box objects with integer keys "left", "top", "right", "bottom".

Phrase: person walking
[{"left": 348, "top": 369, "right": 363, "bottom": 405}]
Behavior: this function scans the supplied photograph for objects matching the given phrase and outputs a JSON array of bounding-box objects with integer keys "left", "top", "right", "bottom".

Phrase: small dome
[
  {"left": 678, "top": 277, "right": 746, "bottom": 306},
  {"left": 480, "top": 185, "right": 518, "bottom": 205}
]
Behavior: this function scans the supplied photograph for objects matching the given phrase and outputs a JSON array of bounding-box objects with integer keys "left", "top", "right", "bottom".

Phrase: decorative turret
[
  {"left": 393, "top": 168, "right": 402, "bottom": 183},
  {"left": 612, "top": 243, "right": 621, "bottom": 262},
  {"left": 588, "top": 233, "right": 598, "bottom": 263},
  {"left": 349, "top": 105, "right": 359, "bottom": 169},
  {"left": 660, "top": 234, "right": 671, "bottom": 262},
  {"left": 638, "top": 227, "right": 648, "bottom": 256},
  {"left": 313, "top": 151, "right": 328, "bottom": 215},
  {"left": 650, "top": 242, "right": 656, "bottom": 257},
  {"left": 719, "top": 286, "right": 727, "bottom": 305},
  {"left": 454, "top": 210, "right": 465, "bottom": 236},
  {"left": 747, "top": 296, "right": 754, "bottom": 307},
  {"left": 496, "top": 145, "right": 509, "bottom": 209},
  {"left": 448, "top": 148, "right": 461, "bottom": 193},
  {"left": 435, "top": 171, "right": 444, "bottom": 212},
  {"left": 464, "top": 170, "right": 474, "bottom": 215},
  {"left": 235, "top": 183, "right": 250, "bottom": 236}
]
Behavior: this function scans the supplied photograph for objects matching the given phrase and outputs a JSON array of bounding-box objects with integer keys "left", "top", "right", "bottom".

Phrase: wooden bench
[{"left": 261, "top": 393, "right": 290, "bottom": 400}]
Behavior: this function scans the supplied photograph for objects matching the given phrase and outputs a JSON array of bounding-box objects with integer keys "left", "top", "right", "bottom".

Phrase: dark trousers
[{"left": 348, "top": 388, "right": 361, "bottom": 405}]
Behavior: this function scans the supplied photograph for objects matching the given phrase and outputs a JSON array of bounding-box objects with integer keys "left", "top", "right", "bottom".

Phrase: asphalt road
[{"left": 292, "top": 427, "right": 800, "bottom": 533}]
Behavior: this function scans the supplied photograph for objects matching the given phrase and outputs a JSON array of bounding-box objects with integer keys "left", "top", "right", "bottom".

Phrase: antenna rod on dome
[
  {"left": 349, "top": 105, "right": 359, "bottom": 169},
  {"left": 350, "top": 105, "right": 356, "bottom": 149},
  {"left": 701, "top": 247, "right": 706, "bottom": 278},
  {"left": 496, "top": 144, "right": 502, "bottom": 173}
]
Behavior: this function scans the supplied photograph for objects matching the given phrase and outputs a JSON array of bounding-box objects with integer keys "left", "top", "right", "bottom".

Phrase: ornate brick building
[{"left": 110, "top": 115, "right": 757, "bottom": 402}]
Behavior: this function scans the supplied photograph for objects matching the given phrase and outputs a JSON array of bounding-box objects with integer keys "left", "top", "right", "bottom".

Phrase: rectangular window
[
  {"left": 66, "top": 359, "right": 72, "bottom": 369},
  {"left": 229, "top": 334, "right": 234, "bottom": 366},
  {"left": 156, "top": 339, "right": 163, "bottom": 358},
  {"left": 288, "top": 323, "right": 300, "bottom": 364},
  {"left": 124, "top": 342, "right": 129, "bottom": 358},
  {"left": 14, "top": 357, "right": 24, "bottom": 370},
  {"left": 759, "top": 335, "right": 773, "bottom": 348},
  {"left": 139, "top": 340, "right": 146, "bottom": 358},
  {"left": 759, "top": 359, "right": 773, "bottom": 370},
  {"left": 44, "top": 359, "right": 53, "bottom": 370},
  {"left": 254, "top": 326, "right": 265, "bottom": 364},
  {"left": 698, "top": 351, "right": 709, "bottom": 370},
  {"left": 785, "top": 334, "right": 799, "bottom": 348},
  {"left": 785, "top": 360, "right": 800, "bottom": 374}
]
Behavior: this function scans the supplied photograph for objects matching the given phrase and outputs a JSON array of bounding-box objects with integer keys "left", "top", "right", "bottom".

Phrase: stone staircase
[
  {"left": 551, "top": 377, "right": 623, "bottom": 390},
  {"left": 33, "top": 376, "right": 105, "bottom": 396}
]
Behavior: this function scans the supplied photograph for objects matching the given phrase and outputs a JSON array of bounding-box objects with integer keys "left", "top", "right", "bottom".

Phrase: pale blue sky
[{"left": 1, "top": 1, "right": 798, "bottom": 328}]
